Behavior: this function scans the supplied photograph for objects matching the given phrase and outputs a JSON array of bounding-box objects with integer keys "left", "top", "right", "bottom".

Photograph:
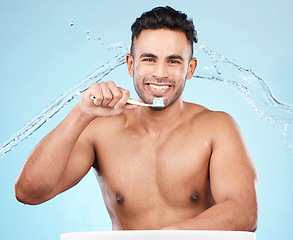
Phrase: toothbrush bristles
[{"left": 153, "top": 98, "right": 164, "bottom": 107}]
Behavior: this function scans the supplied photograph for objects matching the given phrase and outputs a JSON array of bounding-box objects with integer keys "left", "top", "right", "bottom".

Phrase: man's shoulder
[{"left": 185, "top": 102, "right": 236, "bottom": 129}]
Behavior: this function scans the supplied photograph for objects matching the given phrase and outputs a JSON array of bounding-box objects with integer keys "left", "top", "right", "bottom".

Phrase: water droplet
[{"left": 85, "top": 31, "right": 91, "bottom": 40}]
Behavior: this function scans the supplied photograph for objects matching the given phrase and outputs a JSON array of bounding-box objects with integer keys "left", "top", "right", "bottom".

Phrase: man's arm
[
  {"left": 162, "top": 112, "right": 258, "bottom": 231},
  {"left": 15, "top": 81, "right": 134, "bottom": 205}
]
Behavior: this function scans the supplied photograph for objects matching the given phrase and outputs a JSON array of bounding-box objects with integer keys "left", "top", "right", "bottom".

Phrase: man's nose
[{"left": 152, "top": 62, "right": 168, "bottom": 79}]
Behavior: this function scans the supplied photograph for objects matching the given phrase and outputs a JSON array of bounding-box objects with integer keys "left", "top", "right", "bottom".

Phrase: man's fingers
[
  {"left": 107, "top": 81, "right": 123, "bottom": 108},
  {"left": 90, "top": 85, "right": 103, "bottom": 106},
  {"left": 99, "top": 82, "right": 113, "bottom": 106},
  {"left": 82, "top": 82, "right": 133, "bottom": 118},
  {"left": 114, "top": 88, "right": 130, "bottom": 109}
]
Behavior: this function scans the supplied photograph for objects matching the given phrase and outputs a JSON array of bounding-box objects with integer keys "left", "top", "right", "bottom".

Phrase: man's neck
[{"left": 135, "top": 98, "right": 185, "bottom": 137}]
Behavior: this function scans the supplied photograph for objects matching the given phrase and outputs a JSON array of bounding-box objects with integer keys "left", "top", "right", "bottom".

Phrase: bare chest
[{"left": 93, "top": 126, "right": 212, "bottom": 211}]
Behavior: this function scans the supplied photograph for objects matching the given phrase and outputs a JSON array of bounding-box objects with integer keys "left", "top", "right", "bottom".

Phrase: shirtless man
[{"left": 15, "top": 6, "right": 258, "bottom": 231}]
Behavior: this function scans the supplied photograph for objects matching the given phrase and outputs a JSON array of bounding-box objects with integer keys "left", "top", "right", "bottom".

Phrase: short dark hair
[{"left": 130, "top": 6, "right": 197, "bottom": 55}]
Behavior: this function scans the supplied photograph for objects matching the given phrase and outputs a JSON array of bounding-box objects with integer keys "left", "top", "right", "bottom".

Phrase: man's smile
[
  {"left": 145, "top": 82, "right": 172, "bottom": 96},
  {"left": 148, "top": 84, "right": 170, "bottom": 90}
]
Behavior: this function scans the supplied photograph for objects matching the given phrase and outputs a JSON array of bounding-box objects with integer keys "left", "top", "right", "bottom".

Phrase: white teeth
[{"left": 149, "top": 84, "right": 169, "bottom": 90}]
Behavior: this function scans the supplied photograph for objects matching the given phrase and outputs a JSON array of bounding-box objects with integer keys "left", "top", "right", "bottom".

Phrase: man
[{"left": 15, "top": 6, "right": 258, "bottom": 231}]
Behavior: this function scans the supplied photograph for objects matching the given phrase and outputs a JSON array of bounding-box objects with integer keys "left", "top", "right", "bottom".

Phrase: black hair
[{"left": 130, "top": 6, "right": 198, "bottom": 55}]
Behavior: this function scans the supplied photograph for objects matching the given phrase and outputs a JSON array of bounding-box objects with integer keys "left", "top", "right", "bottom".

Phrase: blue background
[{"left": 0, "top": 0, "right": 292, "bottom": 239}]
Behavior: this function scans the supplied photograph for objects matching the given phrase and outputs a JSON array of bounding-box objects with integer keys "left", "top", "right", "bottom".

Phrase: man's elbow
[
  {"left": 246, "top": 211, "right": 258, "bottom": 232},
  {"left": 231, "top": 197, "right": 258, "bottom": 232},
  {"left": 241, "top": 205, "right": 258, "bottom": 232},
  {"left": 14, "top": 180, "right": 47, "bottom": 205}
]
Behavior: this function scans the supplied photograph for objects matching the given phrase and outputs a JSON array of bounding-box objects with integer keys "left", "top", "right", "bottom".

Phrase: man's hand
[{"left": 79, "top": 81, "right": 137, "bottom": 119}]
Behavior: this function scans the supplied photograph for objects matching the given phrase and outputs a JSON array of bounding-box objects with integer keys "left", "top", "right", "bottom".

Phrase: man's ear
[
  {"left": 186, "top": 57, "right": 197, "bottom": 80},
  {"left": 126, "top": 53, "right": 134, "bottom": 77}
]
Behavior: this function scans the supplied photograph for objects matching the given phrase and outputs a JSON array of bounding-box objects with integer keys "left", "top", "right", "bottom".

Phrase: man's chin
[{"left": 149, "top": 106, "right": 166, "bottom": 112}]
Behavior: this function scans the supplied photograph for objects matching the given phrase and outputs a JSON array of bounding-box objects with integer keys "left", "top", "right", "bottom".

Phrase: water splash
[
  {"left": 0, "top": 43, "right": 292, "bottom": 158},
  {"left": 0, "top": 47, "right": 128, "bottom": 159},
  {"left": 194, "top": 44, "right": 293, "bottom": 123}
]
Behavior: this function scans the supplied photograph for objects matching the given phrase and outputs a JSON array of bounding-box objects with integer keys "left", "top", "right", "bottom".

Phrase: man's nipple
[
  {"left": 190, "top": 191, "right": 200, "bottom": 203},
  {"left": 116, "top": 192, "right": 124, "bottom": 204}
]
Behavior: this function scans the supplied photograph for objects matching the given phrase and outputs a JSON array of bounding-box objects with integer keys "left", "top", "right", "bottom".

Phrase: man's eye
[
  {"left": 170, "top": 60, "right": 180, "bottom": 64},
  {"left": 143, "top": 58, "right": 154, "bottom": 62}
]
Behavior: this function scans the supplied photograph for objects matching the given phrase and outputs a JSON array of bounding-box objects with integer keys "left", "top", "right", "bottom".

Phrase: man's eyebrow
[
  {"left": 167, "top": 55, "right": 184, "bottom": 61},
  {"left": 139, "top": 53, "right": 157, "bottom": 59},
  {"left": 139, "top": 53, "right": 184, "bottom": 61}
]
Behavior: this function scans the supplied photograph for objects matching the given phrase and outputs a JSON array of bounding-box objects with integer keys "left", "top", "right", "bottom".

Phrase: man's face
[{"left": 126, "top": 29, "right": 197, "bottom": 110}]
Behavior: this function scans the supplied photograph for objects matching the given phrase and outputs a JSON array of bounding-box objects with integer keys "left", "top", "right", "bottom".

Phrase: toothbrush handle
[
  {"left": 90, "top": 96, "right": 140, "bottom": 106},
  {"left": 126, "top": 98, "right": 139, "bottom": 105},
  {"left": 90, "top": 96, "right": 156, "bottom": 107}
]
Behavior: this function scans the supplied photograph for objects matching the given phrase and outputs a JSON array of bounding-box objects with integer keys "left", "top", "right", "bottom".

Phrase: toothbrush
[
  {"left": 126, "top": 98, "right": 164, "bottom": 107},
  {"left": 89, "top": 96, "right": 164, "bottom": 107}
]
